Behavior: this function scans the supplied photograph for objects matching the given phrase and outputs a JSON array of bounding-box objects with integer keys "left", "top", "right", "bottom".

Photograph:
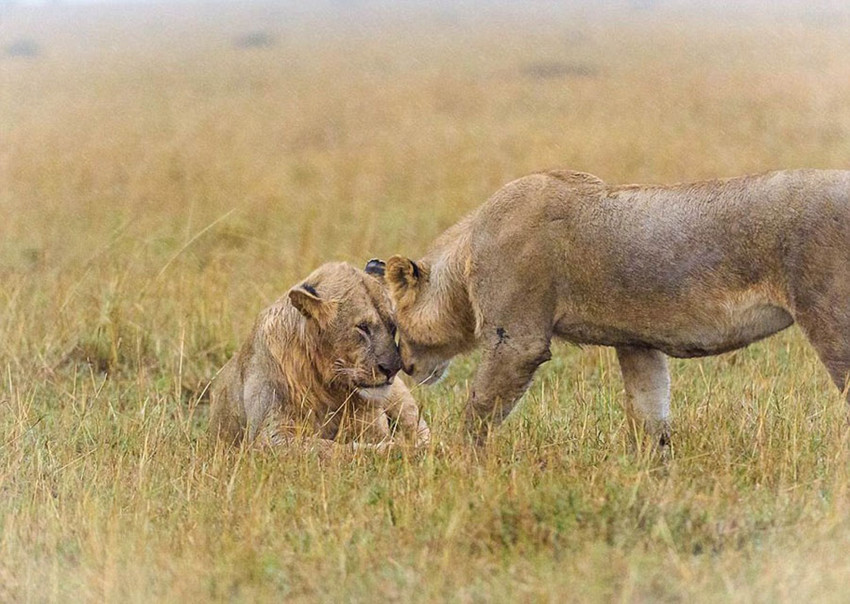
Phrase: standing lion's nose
[{"left": 403, "top": 362, "right": 415, "bottom": 376}]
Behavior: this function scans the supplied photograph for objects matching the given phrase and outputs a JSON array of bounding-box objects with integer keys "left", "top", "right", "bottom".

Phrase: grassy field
[{"left": 2, "top": 1, "right": 850, "bottom": 600}]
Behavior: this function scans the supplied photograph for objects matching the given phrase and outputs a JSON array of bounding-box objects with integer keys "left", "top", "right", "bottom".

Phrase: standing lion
[
  {"left": 382, "top": 169, "right": 850, "bottom": 448},
  {"left": 209, "top": 261, "right": 430, "bottom": 451}
]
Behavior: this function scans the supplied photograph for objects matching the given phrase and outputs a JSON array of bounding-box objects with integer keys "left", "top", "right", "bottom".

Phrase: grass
[{"left": 2, "top": 1, "right": 850, "bottom": 600}]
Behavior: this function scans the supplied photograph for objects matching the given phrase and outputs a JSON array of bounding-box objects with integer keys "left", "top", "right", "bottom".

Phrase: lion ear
[
  {"left": 385, "top": 255, "right": 424, "bottom": 298},
  {"left": 289, "top": 283, "right": 335, "bottom": 325},
  {"left": 364, "top": 258, "right": 386, "bottom": 280}
]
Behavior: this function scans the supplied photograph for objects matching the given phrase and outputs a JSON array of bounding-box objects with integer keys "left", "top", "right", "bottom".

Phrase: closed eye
[{"left": 356, "top": 322, "right": 371, "bottom": 337}]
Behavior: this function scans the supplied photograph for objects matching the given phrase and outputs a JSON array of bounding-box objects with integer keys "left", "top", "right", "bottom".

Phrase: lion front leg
[
  {"left": 343, "top": 402, "right": 394, "bottom": 445},
  {"left": 465, "top": 332, "right": 552, "bottom": 444},
  {"left": 615, "top": 346, "right": 671, "bottom": 450},
  {"left": 384, "top": 380, "right": 431, "bottom": 448},
  {"left": 264, "top": 406, "right": 396, "bottom": 454}
]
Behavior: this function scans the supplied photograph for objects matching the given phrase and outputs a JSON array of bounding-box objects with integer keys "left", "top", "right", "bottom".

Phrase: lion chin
[
  {"left": 356, "top": 383, "right": 394, "bottom": 401},
  {"left": 414, "top": 361, "right": 449, "bottom": 386}
]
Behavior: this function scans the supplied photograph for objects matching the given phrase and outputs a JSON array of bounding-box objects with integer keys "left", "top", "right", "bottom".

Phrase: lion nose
[
  {"left": 378, "top": 360, "right": 401, "bottom": 381},
  {"left": 402, "top": 362, "right": 415, "bottom": 376}
]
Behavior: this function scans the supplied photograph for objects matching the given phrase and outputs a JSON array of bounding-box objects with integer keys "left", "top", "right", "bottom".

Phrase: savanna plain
[{"left": 3, "top": 1, "right": 850, "bottom": 601}]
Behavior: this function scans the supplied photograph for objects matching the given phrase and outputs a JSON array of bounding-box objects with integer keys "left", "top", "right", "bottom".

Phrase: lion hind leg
[
  {"left": 615, "top": 346, "right": 671, "bottom": 449},
  {"left": 243, "top": 373, "right": 281, "bottom": 443},
  {"left": 795, "top": 308, "right": 850, "bottom": 399},
  {"left": 209, "top": 359, "right": 247, "bottom": 445}
]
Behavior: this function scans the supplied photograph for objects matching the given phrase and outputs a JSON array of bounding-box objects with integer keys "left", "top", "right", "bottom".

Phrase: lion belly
[{"left": 554, "top": 289, "right": 795, "bottom": 358}]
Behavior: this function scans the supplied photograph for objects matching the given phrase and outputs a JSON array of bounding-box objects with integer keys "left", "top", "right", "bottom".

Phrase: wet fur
[
  {"left": 209, "top": 262, "right": 430, "bottom": 450},
  {"left": 386, "top": 169, "right": 850, "bottom": 445}
]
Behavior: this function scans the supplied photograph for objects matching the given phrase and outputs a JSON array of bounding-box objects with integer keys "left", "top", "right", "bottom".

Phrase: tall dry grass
[{"left": 2, "top": 1, "right": 850, "bottom": 600}]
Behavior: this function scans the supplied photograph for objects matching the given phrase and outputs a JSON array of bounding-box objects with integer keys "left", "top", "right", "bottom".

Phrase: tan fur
[
  {"left": 209, "top": 262, "right": 430, "bottom": 451},
  {"left": 385, "top": 169, "right": 850, "bottom": 446}
]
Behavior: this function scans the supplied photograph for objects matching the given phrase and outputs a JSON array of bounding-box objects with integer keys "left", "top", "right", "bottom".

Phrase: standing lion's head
[{"left": 380, "top": 255, "right": 473, "bottom": 386}]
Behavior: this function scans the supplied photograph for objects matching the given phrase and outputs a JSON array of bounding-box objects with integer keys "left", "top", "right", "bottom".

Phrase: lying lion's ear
[
  {"left": 385, "top": 255, "right": 424, "bottom": 297},
  {"left": 289, "top": 283, "right": 334, "bottom": 324},
  {"left": 364, "top": 258, "right": 386, "bottom": 279}
]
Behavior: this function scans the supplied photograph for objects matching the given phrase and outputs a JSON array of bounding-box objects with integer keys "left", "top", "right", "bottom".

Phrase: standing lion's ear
[
  {"left": 364, "top": 258, "right": 386, "bottom": 280},
  {"left": 289, "top": 283, "right": 335, "bottom": 325},
  {"left": 385, "top": 256, "right": 425, "bottom": 299}
]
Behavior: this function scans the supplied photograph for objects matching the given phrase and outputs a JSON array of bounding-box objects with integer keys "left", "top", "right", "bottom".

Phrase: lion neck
[{"left": 416, "top": 218, "right": 478, "bottom": 355}]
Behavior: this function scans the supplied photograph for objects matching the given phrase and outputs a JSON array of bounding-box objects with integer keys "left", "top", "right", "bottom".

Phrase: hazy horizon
[{"left": 4, "top": 0, "right": 848, "bottom": 7}]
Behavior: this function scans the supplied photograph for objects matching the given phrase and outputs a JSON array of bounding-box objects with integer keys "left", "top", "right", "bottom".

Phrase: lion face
[
  {"left": 288, "top": 262, "right": 402, "bottom": 397},
  {"left": 397, "top": 336, "right": 451, "bottom": 386},
  {"left": 383, "top": 255, "right": 470, "bottom": 385}
]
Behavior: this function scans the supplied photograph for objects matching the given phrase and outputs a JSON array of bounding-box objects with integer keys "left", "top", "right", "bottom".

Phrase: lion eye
[{"left": 356, "top": 322, "right": 371, "bottom": 336}]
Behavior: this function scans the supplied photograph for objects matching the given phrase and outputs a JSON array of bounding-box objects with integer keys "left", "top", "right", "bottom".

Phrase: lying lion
[
  {"left": 383, "top": 169, "right": 850, "bottom": 448},
  {"left": 209, "top": 261, "right": 430, "bottom": 451}
]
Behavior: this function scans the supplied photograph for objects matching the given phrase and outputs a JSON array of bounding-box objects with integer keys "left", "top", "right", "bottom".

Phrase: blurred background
[
  {"left": 4, "top": 1, "right": 850, "bottom": 600},
  {"left": 2, "top": 0, "right": 850, "bottom": 414},
  {"left": 3, "top": 0, "right": 850, "bottom": 423}
]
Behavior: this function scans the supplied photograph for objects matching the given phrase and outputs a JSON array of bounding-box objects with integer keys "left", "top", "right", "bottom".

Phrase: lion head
[
  {"left": 382, "top": 255, "right": 475, "bottom": 385},
  {"left": 286, "top": 261, "right": 402, "bottom": 399}
]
